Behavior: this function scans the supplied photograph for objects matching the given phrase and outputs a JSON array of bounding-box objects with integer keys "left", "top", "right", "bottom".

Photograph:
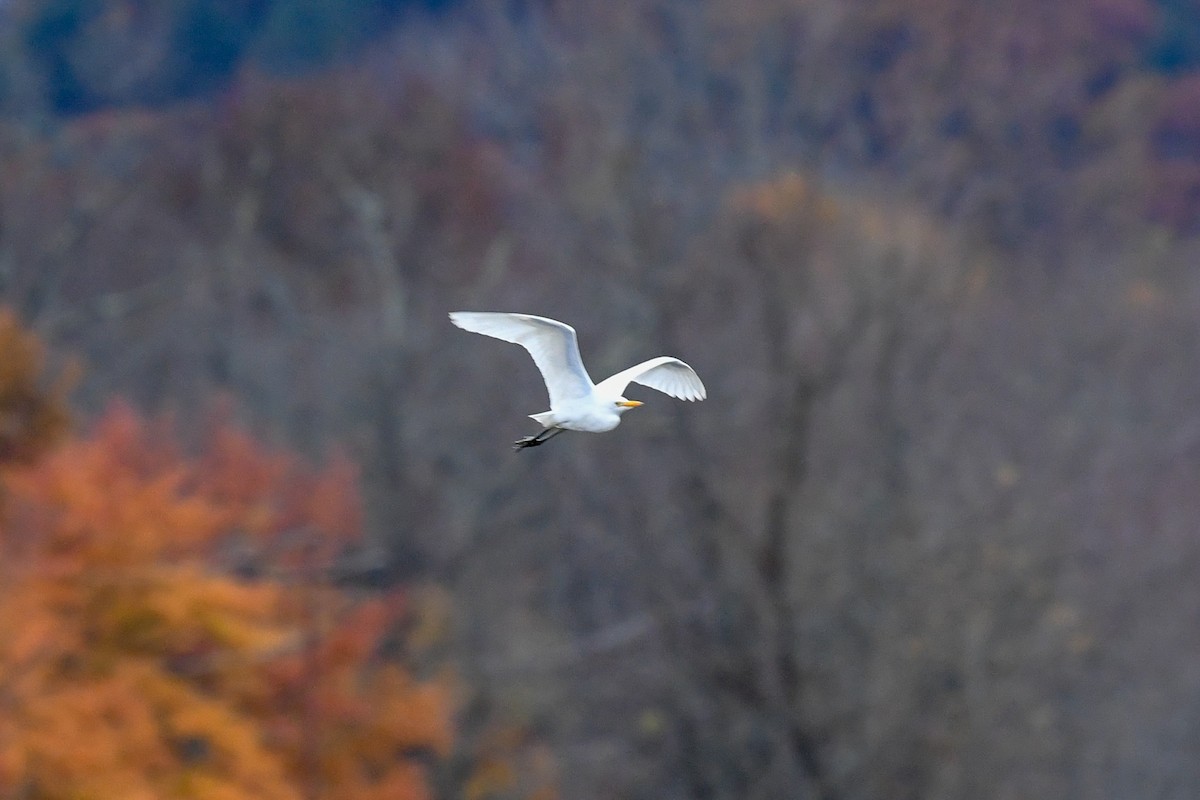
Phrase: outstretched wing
[
  {"left": 449, "top": 312, "right": 595, "bottom": 407},
  {"left": 595, "top": 356, "right": 706, "bottom": 402}
]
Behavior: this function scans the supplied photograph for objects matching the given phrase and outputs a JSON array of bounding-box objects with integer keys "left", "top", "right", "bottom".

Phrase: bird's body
[
  {"left": 528, "top": 399, "right": 622, "bottom": 433},
  {"left": 449, "top": 312, "right": 705, "bottom": 448}
]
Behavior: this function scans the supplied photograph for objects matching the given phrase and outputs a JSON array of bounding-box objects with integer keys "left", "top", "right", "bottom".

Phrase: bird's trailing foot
[{"left": 513, "top": 427, "right": 564, "bottom": 451}]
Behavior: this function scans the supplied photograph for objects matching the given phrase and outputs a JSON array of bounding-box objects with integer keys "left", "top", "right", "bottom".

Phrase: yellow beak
[{"left": 616, "top": 400, "right": 644, "bottom": 408}]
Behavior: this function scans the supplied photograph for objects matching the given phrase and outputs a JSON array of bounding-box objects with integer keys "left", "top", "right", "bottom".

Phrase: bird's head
[{"left": 614, "top": 397, "right": 644, "bottom": 414}]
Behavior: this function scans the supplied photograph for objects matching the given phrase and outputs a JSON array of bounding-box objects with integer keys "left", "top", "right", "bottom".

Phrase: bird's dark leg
[{"left": 513, "top": 427, "right": 566, "bottom": 451}]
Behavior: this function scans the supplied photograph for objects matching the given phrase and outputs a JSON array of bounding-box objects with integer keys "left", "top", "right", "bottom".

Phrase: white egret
[{"left": 449, "top": 312, "right": 706, "bottom": 449}]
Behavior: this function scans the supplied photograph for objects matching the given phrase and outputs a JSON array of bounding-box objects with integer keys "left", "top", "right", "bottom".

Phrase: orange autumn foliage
[
  {"left": 0, "top": 308, "right": 73, "bottom": 466},
  {"left": 0, "top": 403, "right": 453, "bottom": 800}
]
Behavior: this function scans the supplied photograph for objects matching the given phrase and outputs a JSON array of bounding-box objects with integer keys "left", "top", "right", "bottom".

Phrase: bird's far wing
[
  {"left": 595, "top": 356, "right": 707, "bottom": 402},
  {"left": 449, "top": 312, "right": 594, "bottom": 407}
]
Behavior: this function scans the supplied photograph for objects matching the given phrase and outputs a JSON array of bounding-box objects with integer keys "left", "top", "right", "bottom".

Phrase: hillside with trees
[{"left": 1, "top": 1, "right": 1199, "bottom": 799}]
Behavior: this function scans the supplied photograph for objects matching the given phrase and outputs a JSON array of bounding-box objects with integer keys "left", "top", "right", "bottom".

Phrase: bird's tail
[{"left": 529, "top": 411, "right": 556, "bottom": 427}]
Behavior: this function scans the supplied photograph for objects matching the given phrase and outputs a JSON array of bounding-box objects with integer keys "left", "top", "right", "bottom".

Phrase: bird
[{"left": 449, "top": 312, "right": 706, "bottom": 450}]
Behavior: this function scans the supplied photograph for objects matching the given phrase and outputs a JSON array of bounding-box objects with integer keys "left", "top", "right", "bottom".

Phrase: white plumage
[{"left": 449, "top": 311, "right": 706, "bottom": 449}]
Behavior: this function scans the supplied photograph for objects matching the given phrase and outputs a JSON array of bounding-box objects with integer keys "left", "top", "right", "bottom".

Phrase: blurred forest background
[{"left": 1, "top": 0, "right": 1200, "bottom": 798}]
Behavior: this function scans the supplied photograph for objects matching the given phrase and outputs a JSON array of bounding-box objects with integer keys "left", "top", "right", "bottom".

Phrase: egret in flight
[{"left": 449, "top": 312, "right": 706, "bottom": 449}]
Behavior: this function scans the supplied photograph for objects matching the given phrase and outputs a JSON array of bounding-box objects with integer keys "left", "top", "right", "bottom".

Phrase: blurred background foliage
[
  {"left": 1, "top": 0, "right": 1199, "bottom": 798},
  {"left": 0, "top": 321, "right": 463, "bottom": 799},
  {"left": 2, "top": 0, "right": 455, "bottom": 112}
]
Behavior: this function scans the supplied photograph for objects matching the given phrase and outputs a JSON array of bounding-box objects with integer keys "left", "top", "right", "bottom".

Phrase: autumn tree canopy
[{"left": 0, "top": 325, "right": 455, "bottom": 800}]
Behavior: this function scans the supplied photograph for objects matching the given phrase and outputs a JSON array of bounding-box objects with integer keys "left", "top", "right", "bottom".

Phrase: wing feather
[
  {"left": 449, "top": 312, "right": 594, "bottom": 407},
  {"left": 595, "top": 356, "right": 706, "bottom": 402}
]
